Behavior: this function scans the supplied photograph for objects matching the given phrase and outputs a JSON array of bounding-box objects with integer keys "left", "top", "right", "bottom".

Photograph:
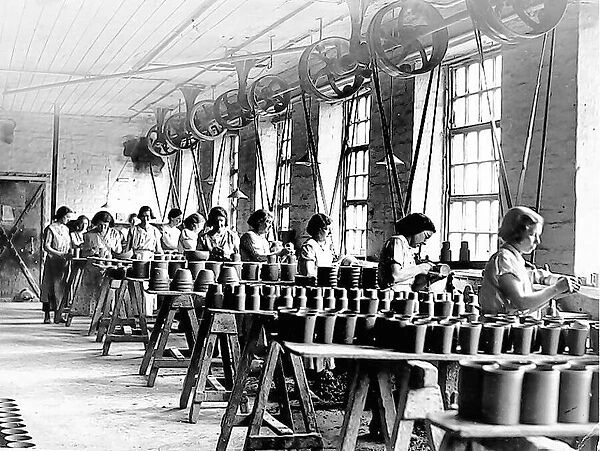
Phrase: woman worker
[
  {"left": 178, "top": 213, "right": 204, "bottom": 252},
  {"left": 378, "top": 213, "right": 436, "bottom": 291},
  {"left": 298, "top": 213, "right": 336, "bottom": 277},
  {"left": 40, "top": 206, "right": 73, "bottom": 324},
  {"left": 161, "top": 208, "right": 182, "bottom": 252},
  {"left": 81, "top": 211, "right": 123, "bottom": 259},
  {"left": 480, "top": 206, "right": 580, "bottom": 315},
  {"left": 197, "top": 206, "right": 239, "bottom": 261},
  {"left": 127, "top": 206, "right": 162, "bottom": 260},
  {"left": 240, "top": 209, "right": 289, "bottom": 262}
]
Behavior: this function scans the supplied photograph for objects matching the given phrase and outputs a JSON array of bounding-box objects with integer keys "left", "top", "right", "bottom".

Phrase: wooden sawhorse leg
[
  {"left": 182, "top": 310, "right": 247, "bottom": 422},
  {"left": 65, "top": 265, "right": 85, "bottom": 327},
  {"left": 145, "top": 294, "right": 199, "bottom": 387},
  {"left": 88, "top": 274, "right": 111, "bottom": 336},
  {"left": 57, "top": 263, "right": 84, "bottom": 325},
  {"left": 139, "top": 295, "right": 171, "bottom": 376},
  {"left": 102, "top": 279, "right": 150, "bottom": 355}
]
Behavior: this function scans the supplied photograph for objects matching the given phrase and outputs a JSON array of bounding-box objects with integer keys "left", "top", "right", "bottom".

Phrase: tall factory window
[
  {"left": 344, "top": 94, "right": 371, "bottom": 257},
  {"left": 447, "top": 54, "right": 502, "bottom": 261},
  {"left": 275, "top": 118, "right": 293, "bottom": 231},
  {"left": 212, "top": 133, "right": 240, "bottom": 228}
]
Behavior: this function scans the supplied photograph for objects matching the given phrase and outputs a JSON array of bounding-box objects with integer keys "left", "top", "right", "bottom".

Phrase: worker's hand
[
  {"left": 418, "top": 261, "right": 435, "bottom": 274},
  {"left": 555, "top": 276, "right": 581, "bottom": 294}
]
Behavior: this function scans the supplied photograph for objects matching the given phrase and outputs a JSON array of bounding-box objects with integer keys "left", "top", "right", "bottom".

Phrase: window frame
[
  {"left": 445, "top": 53, "right": 502, "bottom": 261},
  {"left": 275, "top": 117, "right": 293, "bottom": 231}
]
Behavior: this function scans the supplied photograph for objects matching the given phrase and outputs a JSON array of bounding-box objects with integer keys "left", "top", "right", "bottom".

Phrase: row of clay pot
[
  {"left": 0, "top": 398, "right": 34, "bottom": 448},
  {"left": 458, "top": 360, "right": 598, "bottom": 425},
  {"left": 303, "top": 266, "right": 379, "bottom": 289}
]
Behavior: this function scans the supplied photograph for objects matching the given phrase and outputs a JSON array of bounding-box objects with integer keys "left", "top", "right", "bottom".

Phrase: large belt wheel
[
  {"left": 248, "top": 75, "right": 290, "bottom": 117},
  {"left": 466, "top": 0, "right": 567, "bottom": 44},
  {"left": 146, "top": 125, "right": 176, "bottom": 157},
  {"left": 368, "top": 0, "right": 448, "bottom": 78},
  {"left": 298, "top": 37, "right": 367, "bottom": 102},
  {"left": 164, "top": 112, "right": 197, "bottom": 150},
  {"left": 213, "top": 89, "right": 254, "bottom": 131},
  {"left": 189, "top": 100, "right": 225, "bottom": 141}
]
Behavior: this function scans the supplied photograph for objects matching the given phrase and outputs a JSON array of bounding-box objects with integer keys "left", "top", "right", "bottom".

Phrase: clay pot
[
  {"left": 223, "top": 262, "right": 242, "bottom": 279},
  {"left": 333, "top": 313, "right": 357, "bottom": 345},
  {"left": 205, "top": 261, "right": 222, "bottom": 280},
  {"left": 185, "top": 250, "right": 210, "bottom": 261},
  {"left": 260, "top": 286, "right": 277, "bottom": 311},
  {"left": 338, "top": 266, "right": 361, "bottom": 289},
  {"left": 131, "top": 260, "right": 151, "bottom": 279},
  {"left": 347, "top": 288, "right": 362, "bottom": 312},
  {"left": 205, "top": 284, "right": 224, "bottom": 309},
  {"left": 393, "top": 298, "right": 416, "bottom": 316},
  {"left": 241, "top": 262, "right": 260, "bottom": 281},
  {"left": 334, "top": 288, "right": 348, "bottom": 311},
  {"left": 538, "top": 325, "right": 562, "bottom": 355},
  {"left": 359, "top": 297, "right": 379, "bottom": 315},
  {"left": 167, "top": 260, "right": 186, "bottom": 278},
  {"left": 481, "top": 364, "right": 525, "bottom": 425},
  {"left": 374, "top": 311, "right": 397, "bottom": 348},
  {"left": 434, "top": 301, "right": 454, "bottom": 318},
  {"left": 402, "top": 323, "right": 428, "bottom": 353},
  {"left": 246, "top": 285, "right": 261, "bottom": 311},
  {"left": 294, "top": 287, "right": 307, "bottom": 309},
  {"left": 0, "top": 428, "right": 27, "bottom": 436},
  {"left": 361, "top": 267, "right": 378, "bottom": 289},
  {"left": 194, "top": 269, "right": 215, "bottom": 292},
  {"left": 315, "top": 312, "right": 337, "bottom": 344},
  {"left": 511, "top": 324, "right": 535, "bottom": 355},
  {"left": 590, "top": 324, "right": 599, "bottom": 355},
  {"left": 479, "top": 324, "right": 505, "bottom": 355},
  {"left": 276, "top": 286, "right": 294, "bottom": 309},
  {"left": 520, "top": 365, "right": 560, "bottom": 424},
  {"left": 317, "top": 266, "right": 338, "bottom": 287},
  {"left": 590, "top": 368, "right": 599, "bottom": 423},
  {"left": 0, "top": 423, "right": 25, "bottom": 430},
  {"left": 280, "top": 263, "right": 297, "bottom": 281},
  {"left": 261, "top": 263, "right": 280, "bottom": 282},
  {"left": 565, "top": 323, "right": 589, "bottom": 356},
  {"left": 323, "top": 288, "right": 336, "bottom": 310},
  {"left": 419, "top": 299, "right": 434, "bottom": 317},
  {"left": 5, "top": 442, "right": 36, "bottom": 448},
  {"left": 295, "top": 311, "right": 317, "bottom": 343},
  {"left": 277, "top": 308, "right": 296, "bottom": 341},
  {"left": 427, "top": 323, "right": 455, "bottom": 354},
  {"left": 170, "top": 268, "right": 194, "bottom": 291},
  {"left": 306, "top": 287, "right": 324, "bottom": 311},
  {"left": 217, "top": 265, "right": 239, "bottom": 285},
  {"left": 458, "top": 361, "right": 499, "bottom": 421},
  {"left": 458, "top": 323, "right": 482, "bottom": 355},
  {"left": 377, "top": 290, "right": 392, "bottom": 311},
  {"left": 354, "top": 314, "right": 377, "bottom": 346},
  {"left": 233, "top": 284, "right": 246, "bottom": 311},
  {"left": 558, "top": 367, "right": 592, "bottom": 423}
]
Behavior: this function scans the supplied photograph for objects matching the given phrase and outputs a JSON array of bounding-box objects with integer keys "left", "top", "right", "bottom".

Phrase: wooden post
[{"left": 51, "top": 104, "right": 60, "bottom": 215}]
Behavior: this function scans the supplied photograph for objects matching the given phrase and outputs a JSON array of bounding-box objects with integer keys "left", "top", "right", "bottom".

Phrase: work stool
[
  {"left": 180, "top": 309, "right": 248, "bottom": 423},
  {"left": 216, "top": 314, "right": 323, "bottom": 451},
  {"left": 57, "top": 258, "right": 86, "bottom": 327},
  {"left": 88, "top": 271, "right": 124, "bottom": 342},
  {"left": 340, "top": 360, "right": 445, "bottom": 451},
  {"left": 139, "top": 292, "right": 199, "bottom": 387},
  {"left": 102, "top": 278, "right": 150, "bottom": 356}
]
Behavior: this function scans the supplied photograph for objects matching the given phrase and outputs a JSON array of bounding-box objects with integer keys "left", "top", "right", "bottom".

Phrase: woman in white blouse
[
  {"left": 298, "top": 213, "right": 336, "bottom": 277},
  {"left": 127, "top": 206, "right": 162, "bottom": 260},
  {"left": 81, "top": 211, "right": 122, "bottom": 259}
]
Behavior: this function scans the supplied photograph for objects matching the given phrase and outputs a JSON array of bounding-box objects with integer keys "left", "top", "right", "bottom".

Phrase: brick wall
[{"left": 0, "top": 111, "right": 171, "bottom": 223}]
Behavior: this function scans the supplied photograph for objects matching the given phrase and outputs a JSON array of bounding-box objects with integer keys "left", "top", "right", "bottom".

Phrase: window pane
[
  {"left": 453, "top": 97, "right": 465, "bottom": 127},
  {"left": 464, "top": 164, "right": 478, "bottom": 194},
  {"left": 455, "top": 66, "right": 466, "bottom": 96},
  {"left": 468, "top": 63, "right": 480, "bottom": 93},
  {"left": 451, "top": 166, "right": 464, "bottom": 195},
  {"left": 451, "top": 135, "right": 464, "bottom": 164},
  {"left": 476, "top": 200, "right": 491, "bottom": 231},
  {"left": 478, "top": 162, "right": 493, "bottom": 193},
  {"left": 478, "top": 129, "right": 492, "bottom": 160},
  {"left": 449, "top": 202, "right": 463, "bottom": 232},
  {"left": 464, "top": 132, "right": 478, "bottom": 163},
  {"left": 467, "top": 94, "right": 479, "bottom": 125},
  {"left": 464, "top": 201, "right": 477, "bottom": 231}
]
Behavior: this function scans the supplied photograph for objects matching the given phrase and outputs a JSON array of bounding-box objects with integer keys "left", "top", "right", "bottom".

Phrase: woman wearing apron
[
  {"left": 127, "top": 206, "right": 162, "bottom": 260},
  {"left": 41, "top": 206, "right": 73, "bottom": 323}
]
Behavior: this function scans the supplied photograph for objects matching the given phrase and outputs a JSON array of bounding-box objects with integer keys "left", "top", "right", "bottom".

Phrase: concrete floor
[{"left": 0, "top": 302, "right": 384, "bottom": 451}]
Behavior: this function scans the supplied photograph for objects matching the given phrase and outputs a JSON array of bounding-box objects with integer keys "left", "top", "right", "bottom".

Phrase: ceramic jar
[
  {"left": 427, "top": 323, "right": 454, "bottom": 354},
  {"left": 333, "top": 312, "right": 357, "bottom": 345},
  {"left": 458, "top": 323, "right": 482, "bottom": 355},
  {"left": 458, "top": 361, "right": 499, "bottom": 421},
  {"left": 205, "top": 261, "right": 222, "bottom": 280},
  {"left": 538, "top": 325, "right": 562, "bottom": 355},
  {"left": 481, "top": 364, "right": 526, "bottom": 425},
  {"left": 402, "top": 322, "right": 428, "bottom": 353},
  {"left": 293, "top": 287, "right": 308, "bottom": 309},
  {"left": 241, "top": 262, "right": 260, "bottom": 281},
  {"left": 261, "top": 263, "right": 280, "bottom": 282},
  {"left": 314, "top": 311, "right": 337, "bottom": 344},
  {"left": 276, "top": 286, "right": 294, "bottom": 309},
  {"left": 520, "top": 364, "right": 560, "bottom": 425},
  {"left": 565, "top": 323, "right": 589, "bottom": 356},
  {"left": 205, "top": 284, "right": 224, "bottom": 309},
  {"left": 354, "top": 314, "right": 377, "bottom": 345},
  {"left": 333, "top": 288, "right": 348, "bottom": 311},
  {"left": 558, "top": 366, "right": 592, "bottom": 423},
  {"left": 280, "top": 262, "right": 297, "bottom": 282},
  {"left": 479, "top": 324, "right": 505, "bottom": 355},
  {"left": 511, "top": 324, "right": 535, "bottom": 355},
  {"left": 347, "top": 288, "right": 362, "bottom": 312}
]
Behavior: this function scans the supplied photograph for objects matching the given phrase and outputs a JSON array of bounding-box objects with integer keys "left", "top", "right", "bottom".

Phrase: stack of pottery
[
  {"left": 459, "top": 360, "right": 598, "bottom": 425},
  {"left": 306, "top": 287, "right": 324, "bottom": 311},
  {"left": 241, "top": 262, "right": 260, "bottom": 281},
  {"left": 0, "top": 400, "right": 34, "bottom": 448},
  {"left": 223, "top": 261, "right": 242, "bottom": 279},
  {"left": 361, "top": 267, "right": 378, "bottom": 289},
  {"left": 246, "top": 285, "right": 261, "bottom": 311},
  {"left": 277, "top": 308, "right": 318, "bottom": 343},
  {"left": 261, "top": 263, "right": 280, "bottom": 282},
  {"left": 294, "top": 275, "right": 316, "bottom": 286},
  {"left": 167, "top": 260, "right": 187, "bottom": 278},
  {"left": 149, "top": 267, "right": 170, "bottom": 291},
  {"left": 194, "top": 269, "right": 215, "bottom": 292},
  {"left": 280, "top": 262, "right": 297, "bottom": 281},
  {"left": 217, "top": 265, "right": 239, "bottom": 285},
  {"left": 338, "top": 266, "right": 361, "bottom": 289},
  {"left": 260, "top": 285, "right": 278, "bottom": 311},
  {"left": 317, "top": 266, "right": 338, "bottom": 287},
  {"left": 276, "top": 286, "right": 294, "bottom": 309},
  {"left": 170, "top": 268, "right": 194, "bottom": 292},
  {"left": 105, "top": 266, "right": 126, "bottom": 280},
  {"left": 130, "top": 260, "right": 150, "bottom": 279}
]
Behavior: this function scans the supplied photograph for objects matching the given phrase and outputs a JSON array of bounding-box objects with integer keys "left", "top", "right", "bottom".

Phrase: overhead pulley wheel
[
  {"left": 466, "top": 0, "right": 567, "bottom": 44},
  {"left": 188, "top": 99, "right": 226, "bottom": 141},
  {"left": 147, "top": 107, "right": 177, "bottom": 157},
  {"left": 164, "top": 112, "right": 197, "bottom": 150},
  {"left": 298, "top": 37, "right": 369, "bottom": 102},
  {"left": 213, "top": 89, "right": 254, "bottom": 130},
  {"left": 368, "top": 0, "right": 449, "bottom": 78},
  {"left": 248, "top": 75, "right": 290, "bottom": 116}
]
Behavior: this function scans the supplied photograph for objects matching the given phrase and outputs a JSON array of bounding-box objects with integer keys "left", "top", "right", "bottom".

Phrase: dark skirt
[{"left": 40, "top": 255, "right": 69, "bottom": 312}]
